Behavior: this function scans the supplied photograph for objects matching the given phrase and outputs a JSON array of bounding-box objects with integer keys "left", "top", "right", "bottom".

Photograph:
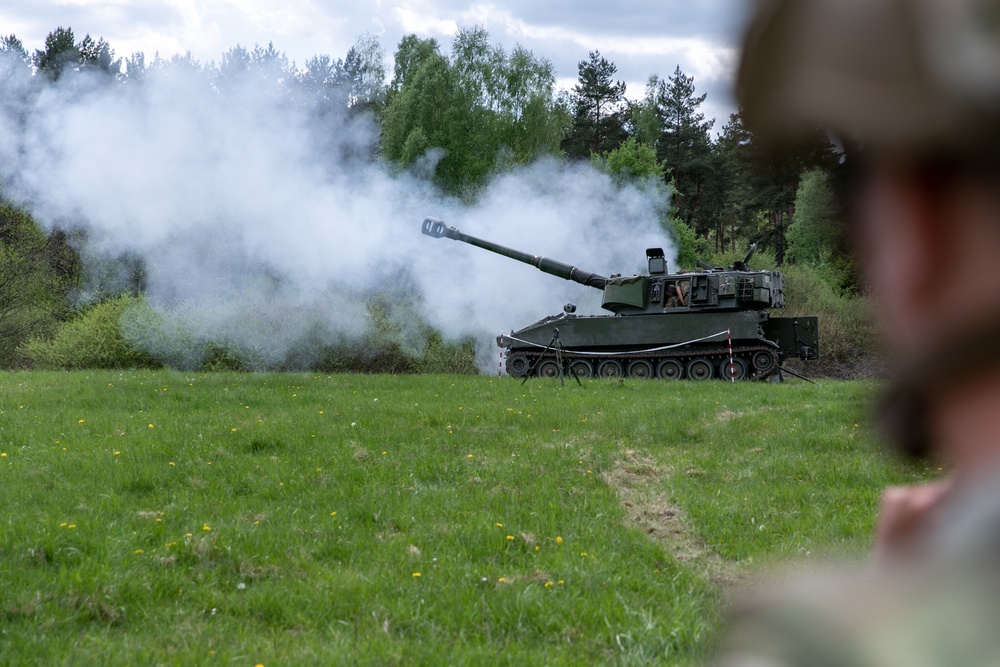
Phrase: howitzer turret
[{"left": 422, "top": 216, "right": 819, "bottom": 381}]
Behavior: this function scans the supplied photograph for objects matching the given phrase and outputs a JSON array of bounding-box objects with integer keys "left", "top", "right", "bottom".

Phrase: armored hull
[{"left": 501, "top": 310, "right": 818, "bottom": 380}]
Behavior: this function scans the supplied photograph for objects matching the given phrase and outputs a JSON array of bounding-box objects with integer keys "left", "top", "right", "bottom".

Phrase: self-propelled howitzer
[{"left": 421, "top": 217, "right": 819, "bottom": 380}]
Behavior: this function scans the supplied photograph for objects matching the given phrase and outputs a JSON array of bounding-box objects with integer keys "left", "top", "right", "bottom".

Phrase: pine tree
[
  {"left": 637, "top": 67, "right": 717, "bottom": 237},
  {"left": 32, "top": 27, "right": 79, "bottom": 80},
  {"left": 562, "top": 51, "right": 627, "bottom": 158}
]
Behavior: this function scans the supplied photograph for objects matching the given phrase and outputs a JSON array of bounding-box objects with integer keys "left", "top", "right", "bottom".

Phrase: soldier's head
[{"left": 738, "top": 0, "right": 1000, "bottom": 464}]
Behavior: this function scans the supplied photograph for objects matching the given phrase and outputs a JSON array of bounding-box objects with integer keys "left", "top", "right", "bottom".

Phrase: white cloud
[{"left": 392, "top": 4, "right": 459, "bottom": 38}]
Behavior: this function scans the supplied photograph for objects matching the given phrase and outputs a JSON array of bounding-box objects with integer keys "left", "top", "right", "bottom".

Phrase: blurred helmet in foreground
[{"left": 738, "top": 0, "right": 1000, "bottom": 156}]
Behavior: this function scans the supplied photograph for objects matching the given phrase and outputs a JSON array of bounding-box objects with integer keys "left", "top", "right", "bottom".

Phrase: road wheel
[
  {"left": 718, "top": 357, "right": 748, "bottom": 381},
  {"left": 506, "top": 352, "right": 530, "bottom": 377},
  {"left": 537, "top": 360, "right": 561, "bottom": 378},
  {"left": 752, "top": 350, "right": 777, "bottom": 375},
  {"left": 627, "top": 359, "right": 654, "bottom": 379},
  {"left": 569, "top": 360, "right": 593, "bottom": 378},
  {"left": 597, "top": 359, "right": 624, "bottom": 378},
  {"left": 686, "top": 358, "right": 714, "bottom": 381},
  {"left": 656, "top": 358, "right": 684, "bottom": 380}
]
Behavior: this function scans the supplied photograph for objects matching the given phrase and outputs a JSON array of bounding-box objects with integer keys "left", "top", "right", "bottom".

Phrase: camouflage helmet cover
[{"left": 738, "top": 0, "right": 1000, "bottom": 153}]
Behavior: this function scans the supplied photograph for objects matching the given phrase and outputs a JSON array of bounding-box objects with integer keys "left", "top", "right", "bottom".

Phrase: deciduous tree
[
  {"left": 715, "top": 110, "right": 839, "bottom": 264},
  {"left": 381, "top": 28, "right": 562, "bottom": 194}
]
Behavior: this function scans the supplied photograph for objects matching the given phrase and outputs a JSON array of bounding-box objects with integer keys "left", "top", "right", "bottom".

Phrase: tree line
[{"left": 0, "top": 26, "right": 867, "bottom": 374}]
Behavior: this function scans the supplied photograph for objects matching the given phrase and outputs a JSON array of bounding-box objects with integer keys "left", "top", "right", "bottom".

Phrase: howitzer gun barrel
[{"left": 421, "top": 217, "right": 607, "bottom": 290}]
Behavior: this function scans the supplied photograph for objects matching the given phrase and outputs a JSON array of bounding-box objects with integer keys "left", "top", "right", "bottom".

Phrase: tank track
[{"left": 505, "top": 344, "right": 780, "bottom": 381}]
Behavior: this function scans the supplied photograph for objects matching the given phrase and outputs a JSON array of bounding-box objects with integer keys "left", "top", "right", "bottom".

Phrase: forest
[{"left": 0, "top": 27, "right": 875, "bottom": 376}]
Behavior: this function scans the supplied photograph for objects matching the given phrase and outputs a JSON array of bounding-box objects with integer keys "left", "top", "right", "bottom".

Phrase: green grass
[{"left": 0, "top": 372, "right": 934, "bottom": 665}]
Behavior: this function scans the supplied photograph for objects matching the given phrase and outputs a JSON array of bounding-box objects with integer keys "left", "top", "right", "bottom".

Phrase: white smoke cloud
[{"left": 1, "top": 56, "right": 674, "bottom": 370}]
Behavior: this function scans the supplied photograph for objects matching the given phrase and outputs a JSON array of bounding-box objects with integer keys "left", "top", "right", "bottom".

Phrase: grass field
[{"left": 0, "top": 372, "right": 934, "bottom": 665}]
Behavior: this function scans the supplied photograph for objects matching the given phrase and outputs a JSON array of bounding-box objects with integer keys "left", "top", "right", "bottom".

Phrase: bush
[
  {"left": 0, "top": 202, "right": 76, "bottom": 367},
  {"left": 16, "top": 291, "right": 482, "bottom": 374},
  {"left": 780, "top": 264, "right": 884, "bottom": 378},
  {"left": 16, "top": 295, "right": 162, "bottom": 370},
  {"left": 317, "top": 298, "right": 478, "bottom": 375},
  {"left": 308, "top": 330, "right": 477, "bottom": 375},
  {"left": 311, "top": 338, "right": 418, "bottom": 374},
  {"left": 671, "top": 217, "right": 712, "bottom": 270},
  {"left": 415, "top": 331, "right": 478, "bottom": 374}
]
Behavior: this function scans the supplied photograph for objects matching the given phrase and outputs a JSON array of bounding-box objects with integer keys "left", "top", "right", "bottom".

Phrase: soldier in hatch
[{"left": 665, "top": 280, "right": 689, "bottom": 308}]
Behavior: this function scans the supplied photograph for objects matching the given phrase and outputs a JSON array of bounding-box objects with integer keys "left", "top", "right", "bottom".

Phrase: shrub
[
  {"left": 0, "top": 202, "right": 76, "bottom": 367},
  {"left": 672, "top": 217, "right": 712, "bottom": 270},
  {"left": 16, "top": 295, "right": 162, "bottom": 370},
  {"left": 16, "top": 291, "right": 481, "bottom": 374},
  {"left": 415, "top": 331, "right": 478, "bottom": 374},
  {"left": 780, "top": 264, "right": 884, "bottom": 378},
  {"left": 308, "top": 331, "right": 477, "bottom": 375}
]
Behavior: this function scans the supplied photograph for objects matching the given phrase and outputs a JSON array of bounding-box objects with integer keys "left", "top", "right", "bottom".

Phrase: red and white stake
[
  {"left": 498, "top": 333, "right": 504, "bottom": 377},
  {"left": 727, "top": 329, "right": 735, "bottom": 383}
]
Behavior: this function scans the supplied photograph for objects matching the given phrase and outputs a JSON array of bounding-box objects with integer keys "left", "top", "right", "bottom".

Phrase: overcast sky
[{"left": 2, "top": 1, "right": 749, "bottom": 129}]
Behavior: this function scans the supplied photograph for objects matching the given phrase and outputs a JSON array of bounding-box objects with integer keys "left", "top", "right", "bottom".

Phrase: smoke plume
[{"left": 0, "top": 54, "right": 674, "bottom": 370}]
